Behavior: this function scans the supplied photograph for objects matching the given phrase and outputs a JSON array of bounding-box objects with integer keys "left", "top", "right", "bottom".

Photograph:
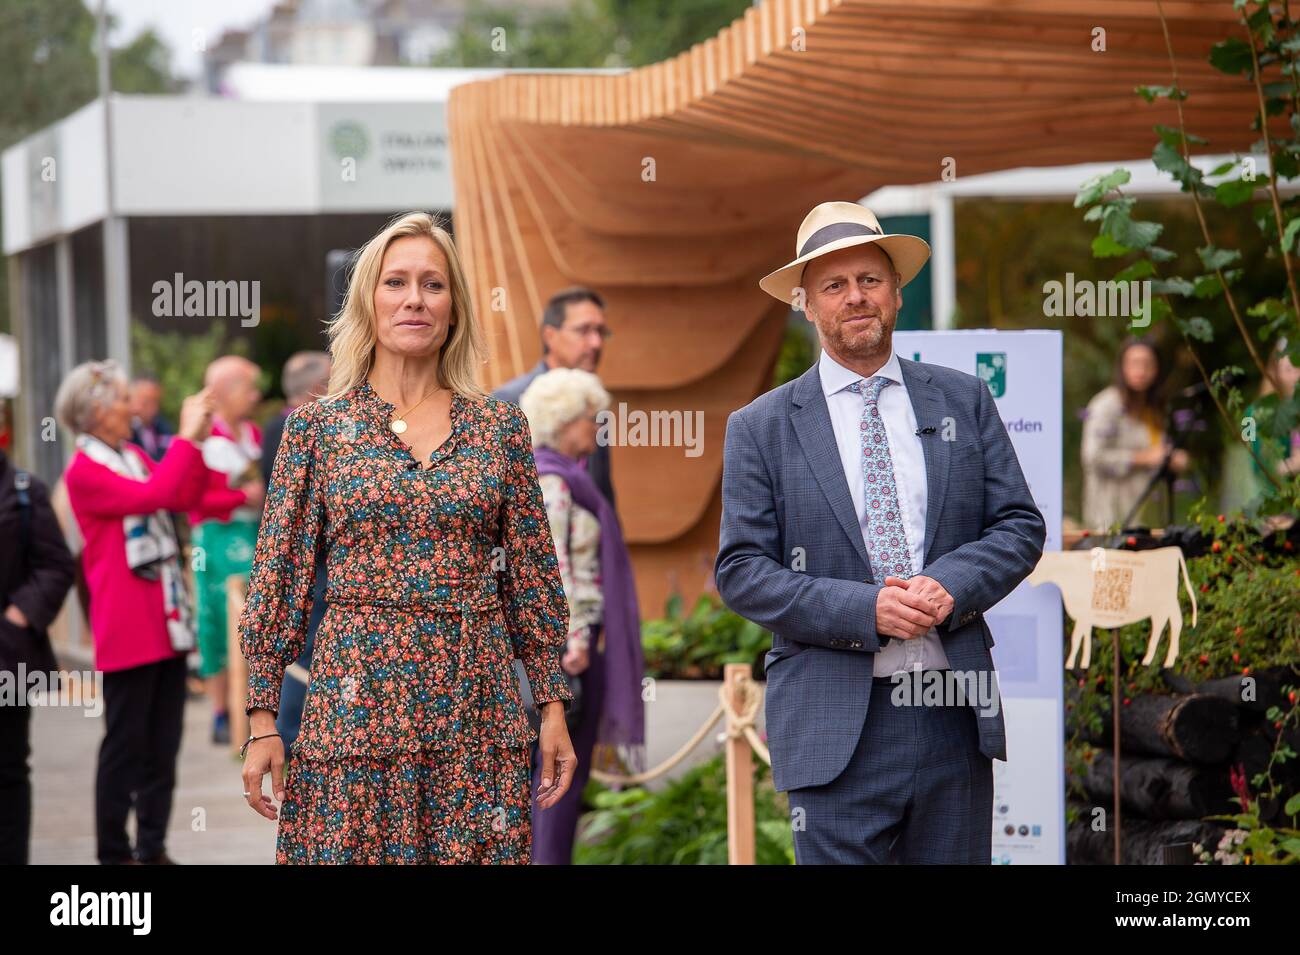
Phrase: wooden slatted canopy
[{"left": 449, "top": 0, "right": 1263, "bottom": 615}]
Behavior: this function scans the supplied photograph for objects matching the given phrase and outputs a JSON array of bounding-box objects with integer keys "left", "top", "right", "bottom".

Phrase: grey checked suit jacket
[{"left": 714, "top": 356, "right": 1046, "bottom": 792}]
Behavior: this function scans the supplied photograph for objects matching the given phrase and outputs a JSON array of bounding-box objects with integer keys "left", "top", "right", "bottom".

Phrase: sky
[{"left": 89, "top": 0, "right": 283, "bottom": 81}]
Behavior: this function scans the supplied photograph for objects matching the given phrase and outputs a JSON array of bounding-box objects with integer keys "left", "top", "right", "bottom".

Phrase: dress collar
[{"left": 357, "top": 377, "right": 466, "bottom": 467}]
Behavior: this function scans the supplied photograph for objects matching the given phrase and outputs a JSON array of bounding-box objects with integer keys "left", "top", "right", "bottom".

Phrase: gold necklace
[{"left": 387, "top": 385, "right": 445, "bottom": 435}]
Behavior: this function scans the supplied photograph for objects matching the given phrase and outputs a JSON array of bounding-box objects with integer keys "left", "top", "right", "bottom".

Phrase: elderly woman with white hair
[
  {"left": 519, "top": 368, "right": 645, "bottom": 864},
  {"left": 57, "top": 360, "right": 215, "bottom": 864}
]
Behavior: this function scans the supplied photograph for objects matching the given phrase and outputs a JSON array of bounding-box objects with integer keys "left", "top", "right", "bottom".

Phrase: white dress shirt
[{"left": 818, "top": 349, "right": 951, "bottom": 676}]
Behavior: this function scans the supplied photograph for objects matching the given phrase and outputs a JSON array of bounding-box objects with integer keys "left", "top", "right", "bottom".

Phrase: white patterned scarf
[{"left": 75, "top": 434, "right": 196, "bottom": 653}]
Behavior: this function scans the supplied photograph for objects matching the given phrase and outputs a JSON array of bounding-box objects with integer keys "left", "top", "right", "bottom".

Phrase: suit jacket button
[{"left": 852, "top": 640, "right": 863, "bottom": 649}]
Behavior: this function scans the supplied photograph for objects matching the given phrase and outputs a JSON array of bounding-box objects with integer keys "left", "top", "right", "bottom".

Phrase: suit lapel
[
  {"left": 790, "top": 365, "right": 873, "bottom": 576},
  {"left": 898, "top": 358, "right": 950, "bottom": 564}
]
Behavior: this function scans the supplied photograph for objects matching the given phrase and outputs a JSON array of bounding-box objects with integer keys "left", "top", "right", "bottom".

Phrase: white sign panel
[
  {"left": 892, "top": 329, "right": 1065, "bottom": 865},
  {"left": 317, "top": 102, "right": 452, "bottom": 212}
]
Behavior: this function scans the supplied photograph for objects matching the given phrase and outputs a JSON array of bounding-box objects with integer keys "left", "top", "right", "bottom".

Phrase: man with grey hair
[
  {"left": 495, "top": 291, "right": 617, "bottom": 787},
  {"left": 261, "top": 351, "right": 331, "bottom": 487},
  {"left": 493, "top": 287, "right": 616, "bottom": 506}
]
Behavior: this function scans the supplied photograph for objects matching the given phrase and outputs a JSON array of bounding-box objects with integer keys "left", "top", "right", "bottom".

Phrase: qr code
[{"left": 1091, "top": 567, "right": 1133, "bottom": 613}]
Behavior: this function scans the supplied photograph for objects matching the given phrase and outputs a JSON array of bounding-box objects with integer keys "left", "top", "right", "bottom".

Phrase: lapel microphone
[{"left": 915, "top": 426, "right": 937, "bottom": 435}]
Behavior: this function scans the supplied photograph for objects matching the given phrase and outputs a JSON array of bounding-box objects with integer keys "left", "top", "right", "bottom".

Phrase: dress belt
[{"left": 325, "top": 581, "right": 501, "bottom": 614}]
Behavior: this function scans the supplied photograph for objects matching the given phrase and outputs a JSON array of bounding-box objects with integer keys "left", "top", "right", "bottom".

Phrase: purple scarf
[{"left": 533, "top": 446, "right": 645, "bottom": 765}]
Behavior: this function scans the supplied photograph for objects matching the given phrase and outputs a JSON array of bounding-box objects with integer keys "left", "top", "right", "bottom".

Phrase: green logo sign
[
  {"left": 329, "top": 120, "right": 369, "bottom": 161},
  {"left": 976, "top": 352, "right": 1006, "bottom": 398}
]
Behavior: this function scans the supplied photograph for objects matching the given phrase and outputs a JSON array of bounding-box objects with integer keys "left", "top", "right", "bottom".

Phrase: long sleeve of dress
[
  {"left": 238, "top": 406, "right": 324, "bottom": 715},
  {"left": 498, "top": 407, "right": 573, "bottom": 710}
]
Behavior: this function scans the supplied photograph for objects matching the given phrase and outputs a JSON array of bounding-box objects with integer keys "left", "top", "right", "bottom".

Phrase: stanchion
[
  {"left": 589, "top": 662, "right": 769, "bottom": 863},
  {"left": 226, "top": 576, "right": 249, "bottom": 759},
  {"left": 724, "top": 663, "right": 756, "bottom": 865}
]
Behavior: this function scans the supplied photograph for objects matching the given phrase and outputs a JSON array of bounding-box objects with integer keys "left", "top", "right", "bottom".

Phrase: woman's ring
[{"left": 242, "top": 791, "right": 251, "bottom": 797}]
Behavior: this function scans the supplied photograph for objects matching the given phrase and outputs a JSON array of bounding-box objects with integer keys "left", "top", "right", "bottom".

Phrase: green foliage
[
  {"left": 773, "top": 317, "right": 816, "bottom": 388},
  {"left": 0, "top": 0, "right": 176, "bottom": 334},
  {"left": 0, "top": 0, "right": 175, "bottom": 150},
  {"left": 641, "top": 592, "right": 770, "bottom": 680},
  {"left": 953, "top": 197, "right": 1263, "bottom": 522},
  {"left": 131, "top": 321, "right": 249, "bottom": 426},
  {"left": 1065, "top": 517, "right": 1300, "bottom": 704},
  {"left": 1073, "top": 2, "right": 1300, "bottom": 520},
  {"left": 573, "top": 753, "right": 793, "bottom": 864},
  {"left": 1064, "top": 513, "right": 1300, "bottom": 861},
  {"left": 428, "top": 0, "right": 753, "bottom": 69},
  {"left": 1197, "top": 815, "right": 1300, "bottom": 864},
  {"left": 108, "top": 29, "right": 177, "bottom": 95}
]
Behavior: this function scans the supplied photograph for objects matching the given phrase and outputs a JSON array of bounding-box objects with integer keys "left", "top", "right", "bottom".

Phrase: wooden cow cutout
[{"left": 1026, "top": 546, "right": 1197, "bottom": 669}]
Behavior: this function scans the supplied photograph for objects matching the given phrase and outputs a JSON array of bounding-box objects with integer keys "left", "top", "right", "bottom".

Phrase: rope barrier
[{"left": 590, "top": 673, "right": 769, "bottom": 786}]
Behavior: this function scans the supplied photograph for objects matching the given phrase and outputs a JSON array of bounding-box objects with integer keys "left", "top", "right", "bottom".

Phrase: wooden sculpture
[{"left": 448, "top": 0, "right": 1266, "bottom": 614}]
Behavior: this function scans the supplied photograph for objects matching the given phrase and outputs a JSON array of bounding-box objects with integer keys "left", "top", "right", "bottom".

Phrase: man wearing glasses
[
  {"left": 494, "top": 287, "right": 616, "bottom": 505},
  {"left": 495, "top": 288, "right": 618, "bottom": 791}
]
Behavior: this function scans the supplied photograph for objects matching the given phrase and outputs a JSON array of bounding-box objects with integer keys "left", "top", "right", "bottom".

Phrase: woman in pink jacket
[{"left": 57, "top": 360, "right": 215, "bottom": 865}]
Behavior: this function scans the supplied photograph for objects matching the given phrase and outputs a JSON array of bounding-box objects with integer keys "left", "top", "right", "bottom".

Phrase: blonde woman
[{"left": 238, "top": 212, "right": 576, "bottom": 864}]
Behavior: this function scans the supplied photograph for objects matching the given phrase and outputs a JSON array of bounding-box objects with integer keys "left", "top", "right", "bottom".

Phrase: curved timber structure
[{"left": 449, "top": 0, "right": 1264, "bottom": 614}]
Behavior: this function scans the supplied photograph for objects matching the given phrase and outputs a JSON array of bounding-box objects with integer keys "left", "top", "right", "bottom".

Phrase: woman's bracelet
[{"left": 239, "top": 732, "right": 282, "bottom": 760}]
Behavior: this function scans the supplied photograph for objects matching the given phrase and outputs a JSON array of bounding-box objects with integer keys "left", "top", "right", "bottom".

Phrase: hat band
[{"left": 798, "top": 221, "right": 882, "bottom": 258}]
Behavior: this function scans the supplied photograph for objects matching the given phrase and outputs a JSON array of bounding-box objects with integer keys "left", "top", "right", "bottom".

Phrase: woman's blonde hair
[
  {"left": 519, "top": 368, "right": 611, "bottom": 449},
  {"left": 324, "top": 211, "right": 486, "bottom": 401}
]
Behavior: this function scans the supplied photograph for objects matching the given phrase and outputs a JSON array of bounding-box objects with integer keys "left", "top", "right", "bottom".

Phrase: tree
[
  {"left": 0, "top": 0, "right": 176, "bottom": 334},
  {"left": 1075, "top": 1, "right": 1300, "bottom": 519},
  {"left": 427, "top": 0, "right": 753, "bottom": 69}
]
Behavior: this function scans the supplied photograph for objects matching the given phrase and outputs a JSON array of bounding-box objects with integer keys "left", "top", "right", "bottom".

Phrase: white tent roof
[{"left": 218, "top": 62, "right": 625, "bottom": 102}]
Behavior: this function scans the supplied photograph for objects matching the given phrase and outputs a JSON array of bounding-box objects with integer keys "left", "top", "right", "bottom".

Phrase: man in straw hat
[{"left": 715, "top": 201, "right": 1045, "bottom": 863}]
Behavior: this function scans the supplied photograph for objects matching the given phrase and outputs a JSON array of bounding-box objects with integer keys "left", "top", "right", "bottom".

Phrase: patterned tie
[{"left": 848, "top": 377, "right": 914, "bottom": 583}]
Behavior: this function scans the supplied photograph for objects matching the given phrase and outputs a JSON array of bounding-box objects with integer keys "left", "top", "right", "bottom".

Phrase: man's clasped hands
[{"left": 874, "top": 574, "right": 954, "bottom": 639}]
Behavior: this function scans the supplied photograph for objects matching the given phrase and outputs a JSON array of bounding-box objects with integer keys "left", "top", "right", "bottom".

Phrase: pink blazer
[
  {"left": 187, "top": 419, "right": 262, "bottom": 527},
  {"left": 65, "top": 437, "right": 213, "bottom": 672}
]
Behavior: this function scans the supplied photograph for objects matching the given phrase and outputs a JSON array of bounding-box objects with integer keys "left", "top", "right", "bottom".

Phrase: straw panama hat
[{"left": 759, "top": 201, "right": 932, "bottom": 305}]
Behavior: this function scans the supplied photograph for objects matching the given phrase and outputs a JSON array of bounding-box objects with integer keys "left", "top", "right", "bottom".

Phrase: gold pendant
[{"left": 390, "top": 418, "right": 408, "bottom": 435}]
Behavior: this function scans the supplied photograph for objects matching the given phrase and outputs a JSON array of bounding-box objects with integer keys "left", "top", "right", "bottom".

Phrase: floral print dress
[{"left": 238, "top": 379, "right": 572, "bottom": 864}]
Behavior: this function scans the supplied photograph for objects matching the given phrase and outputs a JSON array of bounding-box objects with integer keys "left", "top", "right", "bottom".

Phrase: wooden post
[
  {"left": 1111, "top": 628, "right": 1123, "bottom": 865},
  {"left": 226, "top": 576, "right": 249, "bottom": 759},
  {"left": 724, "top": 662, "right": 755, "bottom": 865}
]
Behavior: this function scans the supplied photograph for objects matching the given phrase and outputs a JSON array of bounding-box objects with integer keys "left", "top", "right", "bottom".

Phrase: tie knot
[{"left": 847, "top": 376, "right": 891, "bottom": 401}]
